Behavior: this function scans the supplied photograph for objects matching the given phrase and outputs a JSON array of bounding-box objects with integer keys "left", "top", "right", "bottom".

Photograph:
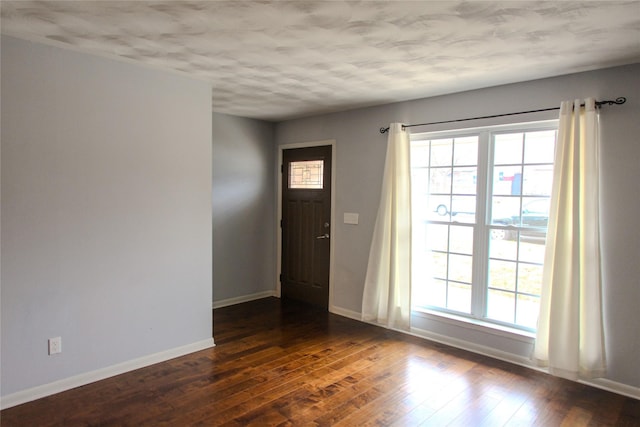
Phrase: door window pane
[{"left": 289, "top": 160, "right": 323, "bottom": 189}]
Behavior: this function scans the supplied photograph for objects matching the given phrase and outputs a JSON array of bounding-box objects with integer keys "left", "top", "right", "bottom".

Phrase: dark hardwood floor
[{"left": 1, "top": 297, "right": 638, "bottom": 426}]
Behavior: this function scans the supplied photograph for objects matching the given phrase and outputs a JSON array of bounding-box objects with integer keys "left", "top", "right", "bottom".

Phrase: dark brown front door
[{"left": 281, "top": 145, "right": 332, "bottom": 309}]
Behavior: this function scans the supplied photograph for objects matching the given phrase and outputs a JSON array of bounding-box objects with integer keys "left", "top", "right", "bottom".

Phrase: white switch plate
[
  {"left": 344, "top": 212, "right": 359, "bottom": 225},
  {"left": 48, "top": 336, "right": 62, "bottom": 355}
]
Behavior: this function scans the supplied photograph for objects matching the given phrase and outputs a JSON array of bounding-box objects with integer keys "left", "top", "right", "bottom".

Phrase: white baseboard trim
[
  {"left": 328, "top": 305, "right": 639, "bottom": 401},
  {"left": 583, "top": 378, "right": 640, "bottom": 400},
  {"left": 408, "top": 326, "right": 639, "bottom": 400},
  {"left": 212, "top": 290, "right": 277, "bottom": 309},
  {"left": 0, "top": 338, "right": 215, "bottom": 410},
  {"left": 329, "top": 304, "right": 361, "bottom": 321}
]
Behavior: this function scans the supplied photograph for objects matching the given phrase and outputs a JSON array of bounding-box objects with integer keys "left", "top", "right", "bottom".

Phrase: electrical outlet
[{"left": 48, "top": 337, "right": 62, "bottom": 355}]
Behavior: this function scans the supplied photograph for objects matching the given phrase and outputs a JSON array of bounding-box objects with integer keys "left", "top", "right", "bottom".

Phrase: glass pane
[
  {"left": 448, "top": 283, "right": 471, "bottom": 313},
  {"left": 449, "top": 226, "right": 473, "bottom": 254},
  {"left": 489, "top": 236, "right": 517, "bottom": 260},
  {"left": 522, "top": 165, "right": 553, "bottom": 196},
  {"left": 412, "top": 197, "right": 426, "bottom": 222},
  {"left": 521, "top": 197, "right": 550, "bottom": 215},
  {"left": 489, "top": 227, "right": 511, "bottom": 242},
  {"left": 411, "top": 169, "right": 430, "bottom": 222},
  {"left": 491, "top": 196, "right": 521, "bottom": 226},
  {"left": 516, "top": 295, "right": 540, "bottom": 329},
  {"left": 493, "top": 166, "right": 522, "bottom": 196},
  {"left": 518, "top": 240, "right": 546, "bottom": 263},
  {"left": 452, "top": 167, "right": 477, "bottom": 195},
  {"left": 524, "top": 130, "right": 556, "bottom": 164},
  {"left": 430, "top": 139, "right": 453, "bottom": 166},
  {"left": 429, "top": 195, "right": 451, "bottom": 220},
  {"left": 411, "top": 252, "right": 433, "bottom": 282},
  {"left": 449, "top": 254, "right": 472, "bottom": 283},
  {"left": 289, "top": 160, "right": 323, "bottom": 189},
  {"left": 427, "top": 279, "right": 447, "bottom": 308},
  {"left": 520, "top": 198, "right": 550, "bottom": 230},
  {"left": 411, "top": 143, "right": 430, "bottom": 167},
  {"left": 488, "top": 259, "right": 516, "bottom": 291},
  {"left": 411, "top": 168, "right": 429, "bottom": 193},
  {"left": 413, "top": 221, "right": 428, "bottom": 254},
  {"left": 487, "top": 289, "right": 515, "bottom": 323},
  {"left": 430, "top": 252, "right": 448, "bottom": 279},
  {"left": 430, "top": 168, "right": 451, "bottom": 193},
  {"left": 426, "top": 224, "right": 448, "bottom": 252},
  {"left": 450, "top": 196, "right": 476, "bottom": 223},
  {"left": 453, "top": 136, "right": 478, "bottom": 166},
  {"left": 494, "top": 133, "right": 523, "bottom": 165},
  {"left": 517, "top": 264, "right": 543, "bottom": 296}
]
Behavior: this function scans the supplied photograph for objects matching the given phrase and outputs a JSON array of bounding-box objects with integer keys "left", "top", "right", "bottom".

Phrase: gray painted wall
[
  {"left": 275, "top": 64, "right": 640, "bottom": 389},
  {"left": 1, "top": 36, "right": 213, "bottom": 396},
  {"left": 212, "top": 113, "right": 275, "bottom": 303},
  {"left": 1, "top": 32, "right": 637, "bottom": 399}
]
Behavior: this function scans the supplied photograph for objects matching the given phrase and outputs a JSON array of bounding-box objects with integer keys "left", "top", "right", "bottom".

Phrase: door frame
[{"left": 276, "top": 139, "right": 336, "bottom": 310}]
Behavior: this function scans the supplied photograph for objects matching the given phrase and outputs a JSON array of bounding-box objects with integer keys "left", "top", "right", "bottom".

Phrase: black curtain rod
[{"left": 379, "top": 97, "right": 627, "bottom": 134}]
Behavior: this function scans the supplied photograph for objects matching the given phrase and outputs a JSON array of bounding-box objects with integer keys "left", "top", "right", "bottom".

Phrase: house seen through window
[{"left": 410, "top": 121, "right": 557, "bottom": 331}]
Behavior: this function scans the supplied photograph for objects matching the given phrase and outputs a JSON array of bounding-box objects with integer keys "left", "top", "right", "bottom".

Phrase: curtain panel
[
  {"left": 362, "top": 123, "right": 412, "bottom": 330},
  {"left": 534, "top": 98, "right": 606, "bottom": 380}
]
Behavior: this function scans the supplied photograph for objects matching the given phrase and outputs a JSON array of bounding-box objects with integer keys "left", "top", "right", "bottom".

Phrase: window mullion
[{"left": 470, "top": 131, "right": 490, "bottom": 319}]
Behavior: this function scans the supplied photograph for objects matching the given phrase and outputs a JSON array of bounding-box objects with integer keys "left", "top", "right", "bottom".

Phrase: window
[
  {"left": 289, "top": 160, "right": 324, "bottom": 189},
  {"left": 411, "top": 121, "right": 557, "bottom": 331}
]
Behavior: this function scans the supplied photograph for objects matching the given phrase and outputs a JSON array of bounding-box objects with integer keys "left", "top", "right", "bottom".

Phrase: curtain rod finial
[
  {"left": 380, "top": 127, "right": 389, "bottom": 134},
  {"left": 596, "top": 97, "right": 626, "bottom": 107}
]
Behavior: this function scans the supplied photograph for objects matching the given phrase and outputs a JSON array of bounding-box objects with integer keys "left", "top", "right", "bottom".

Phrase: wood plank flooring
[{"left": 1, "top": 297, "right": 638, "bottom": 426}]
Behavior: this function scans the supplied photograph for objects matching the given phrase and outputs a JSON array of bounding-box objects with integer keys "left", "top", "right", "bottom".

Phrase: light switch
[{"left": 344, "top": 212, "right": 359, "bottom": 225}]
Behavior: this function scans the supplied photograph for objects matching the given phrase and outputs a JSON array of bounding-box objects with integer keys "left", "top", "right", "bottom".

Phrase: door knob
[{"left": 316, "top": 233, "right": 330, "bottom": 240}]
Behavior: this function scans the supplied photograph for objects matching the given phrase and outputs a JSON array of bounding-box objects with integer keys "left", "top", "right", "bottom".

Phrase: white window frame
[{"left": 410, "top": 120, "right": 558, "bottom": 333}]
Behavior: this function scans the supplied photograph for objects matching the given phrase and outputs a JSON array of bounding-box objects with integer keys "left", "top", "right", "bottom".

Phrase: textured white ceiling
[{"left": 2, "top": 1, "right": 639, "bottom": 121}]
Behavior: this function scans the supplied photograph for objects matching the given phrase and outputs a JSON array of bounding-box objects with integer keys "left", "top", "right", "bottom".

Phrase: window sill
[{"left": 411, "top": 307, "right": 535, "bottom": 343}]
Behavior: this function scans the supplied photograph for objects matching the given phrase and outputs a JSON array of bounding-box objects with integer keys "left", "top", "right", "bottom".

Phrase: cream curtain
[
  {"left": 534, "top": 98, "right": 606, "bottom": 380},
  {"left": 362, "top": 123, "right": 412, "bottom": 330}
]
